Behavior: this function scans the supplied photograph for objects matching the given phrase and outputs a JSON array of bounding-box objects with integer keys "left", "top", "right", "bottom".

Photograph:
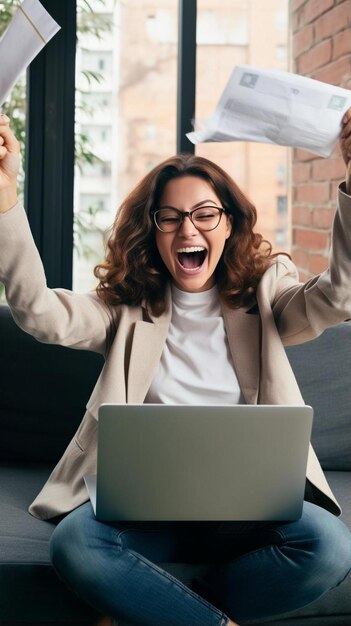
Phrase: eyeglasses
[{"left": 152, "top": 206, "right": 226, "bottom": 233}]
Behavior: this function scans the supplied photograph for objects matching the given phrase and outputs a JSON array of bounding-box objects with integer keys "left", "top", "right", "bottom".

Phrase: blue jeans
[{"left": 50, "top": 501, "right": 351, "bottom": 625}]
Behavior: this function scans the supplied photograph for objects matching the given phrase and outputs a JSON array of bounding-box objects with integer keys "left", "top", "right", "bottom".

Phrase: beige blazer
[{"left": 1, "top": 185, "right": 351, "bottom": 520}]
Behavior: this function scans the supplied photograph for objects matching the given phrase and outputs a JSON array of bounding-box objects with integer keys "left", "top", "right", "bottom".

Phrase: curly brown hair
[{"left": 94, "top": 154, "right": 284, "bottom": 315}]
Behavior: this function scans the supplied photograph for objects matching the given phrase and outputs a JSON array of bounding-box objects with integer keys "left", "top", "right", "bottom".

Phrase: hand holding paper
[
  {"left": 187, "top": 65, "right": 351, "bottom": 158},
  {"left": 0, "top": 0, "right": 61, "bottom": 107}
]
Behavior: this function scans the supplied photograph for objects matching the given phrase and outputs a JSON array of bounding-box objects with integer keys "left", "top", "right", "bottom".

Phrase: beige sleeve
[{"left": 0, "top": 202, "right": 115, "bottom": 354}]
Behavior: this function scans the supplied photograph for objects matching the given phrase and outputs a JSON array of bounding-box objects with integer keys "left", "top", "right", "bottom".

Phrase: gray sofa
[{"left": 0, "top": 303, "right": 350, "bottom": 626}]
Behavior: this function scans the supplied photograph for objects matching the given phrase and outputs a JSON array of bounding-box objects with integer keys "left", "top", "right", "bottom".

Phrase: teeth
[{"left": 177, "top": 246, "right": 206, "bottom": 253}]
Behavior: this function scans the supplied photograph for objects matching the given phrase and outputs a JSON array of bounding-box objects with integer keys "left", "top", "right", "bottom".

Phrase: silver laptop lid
[{"left": 93, "top": 404, "right": 313, "bottom": 522}]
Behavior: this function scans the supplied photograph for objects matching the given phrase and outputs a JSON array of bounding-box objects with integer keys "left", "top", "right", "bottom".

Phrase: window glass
[
  {"left": 277, "top": 195, "right": 288, "bottom": 215},
  {"left": 0, "top": 1, "right": 27, "bottom": 302},
  {"left": 195, "top": 0, "right": 290, "bottom": 253},
  {"left": 74, "top": 0, "right": 178, "bottom": 292}
]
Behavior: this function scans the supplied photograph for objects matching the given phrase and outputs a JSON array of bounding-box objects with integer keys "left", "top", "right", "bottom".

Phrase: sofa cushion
[
  {"left": 0, "top": 305, "right": 103, "bottom": 462},
  {"left": 0, "top": 462, "right": 350, "bottom": 624},
  {"left": 0, "top": 462, "right": 97, "bottom": 622},
  {"left": 286, "top": 323, "right": 351, "bottom": 471}
]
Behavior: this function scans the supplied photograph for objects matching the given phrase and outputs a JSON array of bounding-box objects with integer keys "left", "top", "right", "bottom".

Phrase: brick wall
[{"left": 291, "top": 0, "right": 351, "bottom": 280}]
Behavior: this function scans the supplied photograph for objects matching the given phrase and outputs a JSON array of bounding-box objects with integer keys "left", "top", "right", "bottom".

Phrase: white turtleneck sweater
[{"left": 144, "top": 284, "right": 244, "bottom": 405}]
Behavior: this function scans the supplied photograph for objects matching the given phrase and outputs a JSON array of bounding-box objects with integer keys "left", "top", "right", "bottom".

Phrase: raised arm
[
  {"left": 0, "top": 116, "right": 115, "bottom": 354},
  {"left": 262, "top": 108, "right": 351, "bottom": 344}
]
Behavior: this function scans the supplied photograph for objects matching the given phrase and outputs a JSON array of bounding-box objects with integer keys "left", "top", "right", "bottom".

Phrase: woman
[{"left": 0, "top": 111, "right": 351, "bottom": 626}]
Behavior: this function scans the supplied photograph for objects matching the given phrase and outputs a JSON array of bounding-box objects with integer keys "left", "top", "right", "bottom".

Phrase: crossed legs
[{"left": 50, "top": 501, "right": 351, "bottom": 625}]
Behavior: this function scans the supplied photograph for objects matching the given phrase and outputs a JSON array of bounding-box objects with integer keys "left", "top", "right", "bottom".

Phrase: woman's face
[{"left": 155, "top": 176, "right": 232, "bottom": 292}]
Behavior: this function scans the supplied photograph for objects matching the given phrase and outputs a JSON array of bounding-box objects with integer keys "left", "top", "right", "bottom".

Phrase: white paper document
[
  {"left": 187, "top": 65, "right": 351, "bottom": 157},
  {"left": 0, "top": 0, "right": 61, "bottom": 107}
]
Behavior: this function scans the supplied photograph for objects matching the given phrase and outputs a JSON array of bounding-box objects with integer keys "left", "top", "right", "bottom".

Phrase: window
[
  {"left": 79, "top": 92, "right": 112, "bottom": 119},
  {"left": 145, "top": 10, "right": 176, "bottom": 43},
  {"left": 74, "top": 0, "right": 178, "bottom": 291},
  {"left": 80, "top": 50, "right": 112, "bottom": 80},
  {"left": 276, "top": 162, "right": 287, "bottom": 181},
  {"left": 197, "top": 11, "right": 247, "bottom": 45},
  {"left": 276, "top": 45, "right": 287, "bottom": 61},
  {"left": 275, "top": 8, "right": 288, "bottom": 34},
  {"left": 80, "top": 194, "right": 109, "bottom": 213},
  {"left": 146, "top": 124, "right": 156, "bottom": 141},
  {"left": 277, "top": 195, "right": 288, "bottom": 215},
  {"left": 276, "top": 229, "right": 286, "bottom": 245},
  {"left": 80, "top": 125, "right": 110, "bottom": 147}
]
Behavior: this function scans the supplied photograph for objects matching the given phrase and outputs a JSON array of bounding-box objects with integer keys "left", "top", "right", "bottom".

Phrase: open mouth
[{"left": 177, "top": 246, "right": 207, "bottom": 270}]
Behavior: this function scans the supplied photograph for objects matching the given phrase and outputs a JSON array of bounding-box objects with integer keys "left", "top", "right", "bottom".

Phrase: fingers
[
  {"left": 0, "top": 122, "right": 8, "bottom": 161},
  {"left": 340, "top": 125, "right": 351, "bottom": 160},
  {"left": 343, "top": 107, "right": 351, "bottom": 123},
  {"left": 341, "top": 107, "right": 351, "bottom": 137},
  {"left": 0, "top": 122, "right": 7, "bottom": 152},
  {"left": 339, "top": 108, "right": 351, "bottom": 161},
  {"left": 0, "top": 113, "right": 20, "bottom": 152}
]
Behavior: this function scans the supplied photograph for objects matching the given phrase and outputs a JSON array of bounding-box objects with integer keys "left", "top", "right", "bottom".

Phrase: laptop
[{"left": 84, "top": 403, "right": 313, "bottom": 522}]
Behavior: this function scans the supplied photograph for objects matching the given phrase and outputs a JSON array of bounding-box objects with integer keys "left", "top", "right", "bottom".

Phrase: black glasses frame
[{"left": 152, "top": 206, "right": 226, "bottom": 233}]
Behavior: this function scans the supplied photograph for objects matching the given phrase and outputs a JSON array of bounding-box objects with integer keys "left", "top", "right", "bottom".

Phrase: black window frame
[{"left": 25, "top": 0, "right": 76, "bottom": 289}]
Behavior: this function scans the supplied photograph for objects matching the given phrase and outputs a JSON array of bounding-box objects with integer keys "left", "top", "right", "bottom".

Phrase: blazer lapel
[
  {"left": 127, "top": 288, "right": 172, "bottom": 403},
  {"left": 221, "top": 300, "right": 261, "bottom": 404},
  {"left": 127, "top": 288, "right": 261, "bottom": 405}
]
